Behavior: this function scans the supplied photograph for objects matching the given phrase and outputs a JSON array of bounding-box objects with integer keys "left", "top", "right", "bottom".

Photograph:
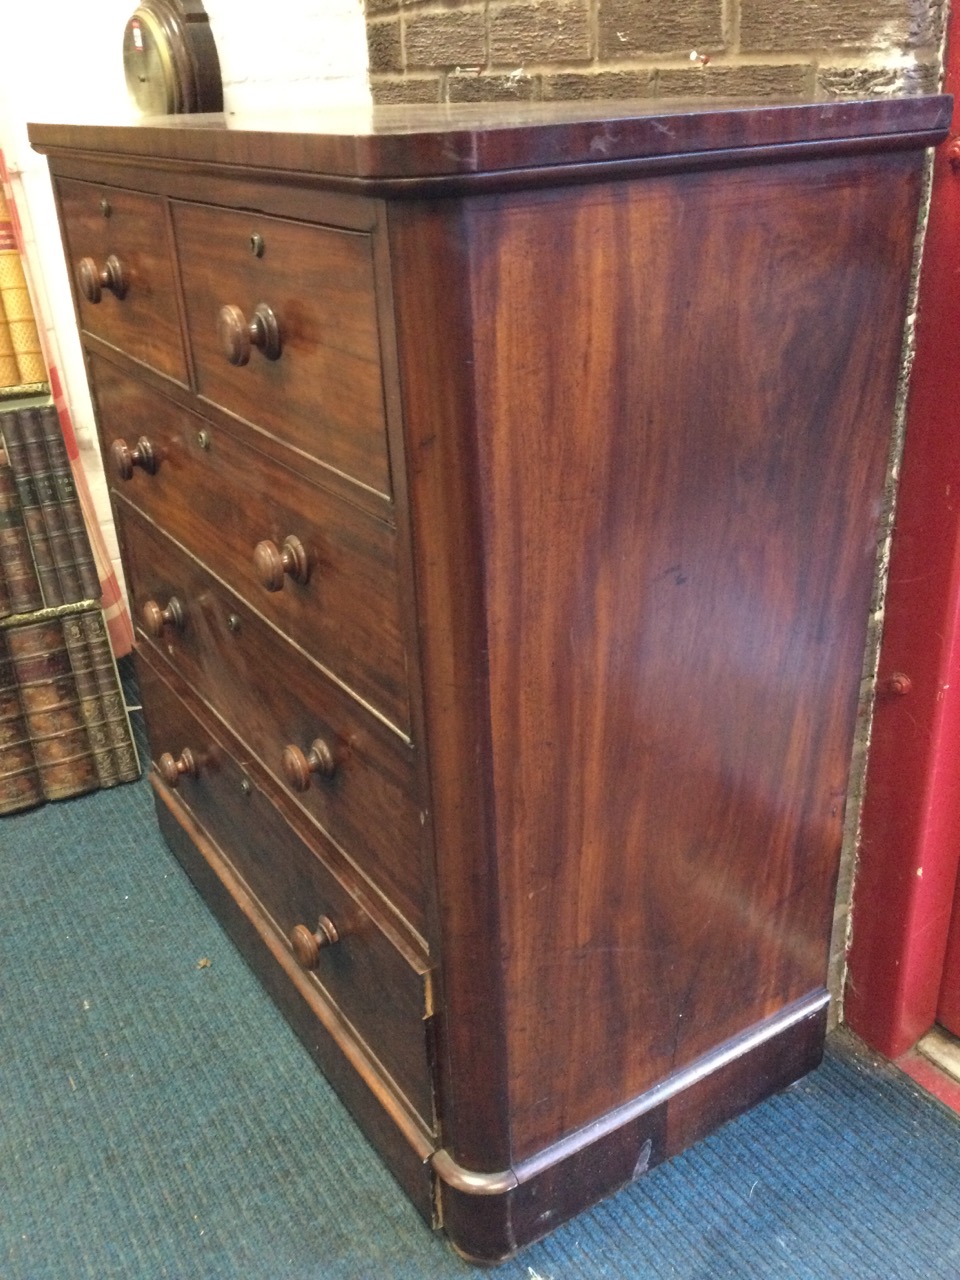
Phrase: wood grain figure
[{"left": 31, "top": 93, "right": 949, "bottom": 1262}]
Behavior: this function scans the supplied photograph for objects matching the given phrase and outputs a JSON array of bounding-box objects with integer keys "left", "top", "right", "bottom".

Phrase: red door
[{"left": 844, "top": 16, "right": 960, "bottom": 1057}]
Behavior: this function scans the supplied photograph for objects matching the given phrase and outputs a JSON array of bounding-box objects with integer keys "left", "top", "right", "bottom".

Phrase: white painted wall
[
  {"left": 0, "top": 0, "right": 370, "bottom": 593},
  {"left": 207, "top": 0, "right": 371, "bottom": 113}
]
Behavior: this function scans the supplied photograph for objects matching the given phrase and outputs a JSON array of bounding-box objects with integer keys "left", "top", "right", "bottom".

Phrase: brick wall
[{"left": 366, "top": 0, "right": 945, "bottom": 104}]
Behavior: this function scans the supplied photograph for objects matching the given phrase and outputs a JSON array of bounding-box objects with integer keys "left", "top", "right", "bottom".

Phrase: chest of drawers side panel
[
  {"left": 385, "top": 149, "right": 927, "bottom": 1176},
  {"left": 462, "top": 151, "right": 923, "bottom": 1160}
]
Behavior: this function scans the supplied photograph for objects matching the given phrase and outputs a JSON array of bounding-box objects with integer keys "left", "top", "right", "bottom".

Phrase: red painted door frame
[{"left": 844, "top": 17, "right": 960, "bottom": 1057}]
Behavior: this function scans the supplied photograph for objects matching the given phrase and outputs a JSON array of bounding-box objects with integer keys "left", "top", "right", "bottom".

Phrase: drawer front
[
  {"left": 90, "top": 356, "right": 410, "bottom": 733},
  {"left": 57, "top": 179, "right": 187, "bottom": 383},
  {"left": 119, "top": 504, "right": 427, "bottom": 939},
  {"left": 137, "top": 656, "right": 433, "bottom": 1123},
  {"left": 171, "top": 201, "right": 390, "bottom": 496}
]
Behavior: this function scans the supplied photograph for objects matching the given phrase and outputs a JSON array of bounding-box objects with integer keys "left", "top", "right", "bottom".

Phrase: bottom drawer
[{"left": 137, "top": 655, "right": 434, "bottom": 1126}]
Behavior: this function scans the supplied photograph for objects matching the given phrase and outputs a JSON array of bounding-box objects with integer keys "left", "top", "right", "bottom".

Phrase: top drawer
[
  {"left": 56, "top": 179, "right": 187, "bottom": 383},
  {"left": 171, "top": 202, "right": 391, "bottom": 498}
]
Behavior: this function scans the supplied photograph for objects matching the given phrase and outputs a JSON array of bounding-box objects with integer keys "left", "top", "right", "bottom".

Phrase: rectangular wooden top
[{"left": 30, "top": 95, "right": 951, "bottom": 194}]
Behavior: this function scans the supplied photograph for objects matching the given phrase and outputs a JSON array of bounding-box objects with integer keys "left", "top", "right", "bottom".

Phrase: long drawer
[
  {"left": 56, "top": 179, "right": 187, "bottom": 383},
  {"left": 138, "top": 655, "right": 434, "bottom": 1125},
  {"left": 90, "top": 354, "right": 411, "bottom": 734},
  {"left": 118, "top": 502, "right": 427, "bottom": 940},
  {"left": 171, "top": 200, "right": 391, "bottom": 497}
]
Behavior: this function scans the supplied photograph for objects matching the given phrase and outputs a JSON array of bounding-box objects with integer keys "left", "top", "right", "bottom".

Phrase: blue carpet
[{"left": 2, "top": 770, "right": 959, "bottom": 1279}]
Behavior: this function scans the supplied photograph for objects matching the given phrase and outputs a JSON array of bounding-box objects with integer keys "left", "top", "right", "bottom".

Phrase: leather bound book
[
  {"left": 61, "top": 608, "right": 139, "bottom": 785},
  {"left": 0, "top": 628, "right": 43, "bottom": 814},
  {"left": 38, "top": 405, "right": 100, "bottom": 602},
  {"left": 5, "top": 615, "right": 99, "bottom": 800},
  {"left": 0, "top": 447, "right": 43, "bottom": 615},
  {"left": 17, "top": 407, "right": 84, "bottom": 602},
  {"left": 0, "top": 409, "right": 61, "bottom": 607},
  {"left": 0, "top": 452, "right": 10, "bottom": 616},
  {"left": 61, "top": 611, "right": 119, "bottom": 787},
  {"left": 76, "top": 607, "right": 139, "bottom": 782}
]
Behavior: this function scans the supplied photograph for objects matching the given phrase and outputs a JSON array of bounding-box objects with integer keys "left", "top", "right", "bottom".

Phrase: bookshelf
[
  {"left": 1, "top": 404, "right": 140, "bottom": 815},
  {"left": 1, "top": 165, "right": 139, "bottom": 815}
]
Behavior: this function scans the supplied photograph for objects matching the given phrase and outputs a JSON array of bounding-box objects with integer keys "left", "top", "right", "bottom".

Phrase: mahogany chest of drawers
[{"left": 31, "top": 96, "right": 949, "bottom": 1262}]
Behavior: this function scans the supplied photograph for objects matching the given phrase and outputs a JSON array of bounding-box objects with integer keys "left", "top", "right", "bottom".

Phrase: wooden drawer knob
[
  {"left": 77, "top": 254, "right": 127, "bottom": 303},
  {"left": 282, "top": 738, "right": 337, "bottom": 791},
  {"left": 253, "top": 535, "right": 309, "bottom": 591},
  {"left": 290, "top": 917, "right": 340, "bottom": 970},
  {"left": 217, "top": 302, "right": 281, "bottom": 365},
  {"left": 110, "top": 436, "right": 157, "bottom": 480},
  {"left": 158, "top": 747, "right": 198, "bottom": 788},
  {"left": 142, "top": 596, "right": 185, "bottom": 638}
]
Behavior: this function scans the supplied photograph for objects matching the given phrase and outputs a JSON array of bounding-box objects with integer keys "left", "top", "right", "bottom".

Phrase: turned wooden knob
[
  {"left": 253, "top": 535, "right": 309, "bottom": 591},
  {"left": 77, "top": 254, "right": 127, "bottom": 303},
  {"left": 290, "top": 917, "right": 340, "bottom": 969},
  {"left": 110, "top": 436, "right": 156, "bottom": 480},
  {"left": 217, "top": 302, "right": 281, "bottom": 365},
  {"left": 142, "top": 596, "right": 185, "bottom": 638},
  {"left": 158, "top": 747, "right": 198, "bottom": 788},
  {"left": 282, "top": 738, "right": 337, "bottom": 791}
]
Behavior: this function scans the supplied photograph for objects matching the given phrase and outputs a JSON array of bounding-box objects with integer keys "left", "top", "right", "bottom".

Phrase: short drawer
[
  {"left": 119, "top": 504, "right": 427, "bottom": 940},
  {"left": 90, "top": 355, "right": 410, "bottom": 734},
  {"left": 56, "top": 179, "right": 187, "bottom": 383},
  {"left": 171, "top": 200, "right": 390, "bottom": 497},
  {"left": 137, "top": 655, "right": 433, "bottom": 1124}
]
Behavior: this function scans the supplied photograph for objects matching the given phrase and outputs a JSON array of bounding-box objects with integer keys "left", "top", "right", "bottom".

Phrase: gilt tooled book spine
[
  {"left": 0, "top": 448, "right": 10, "bottom": 617},
  {"left": 0, "top": 409, "right": 61, "bottom": 607},
  {"left": 76, "top": 608, "right": 139, "bottom": 782},
  {"left": 37, "top": 404, "right": 100, "bottom": 602},
  {"left": 0, "top": 447, "right": 44, "bottom": 615},
  {"left": 19, "top": 407, "right": 84, "bottom": 602},
  {"left": 61, "top": 608, "right": 140, "bottom": 787},
  {"left": 60, "top": 611, "right": 119, "bottom": 787},
  {"left": 5, "top": 615, "right": 99, "bottom": 801},
  {"left": 0, "top": 548, "right": 9, "bottom": 620},
  {"left": 0, "top": 628, "right": 43, "bottom": 814}
]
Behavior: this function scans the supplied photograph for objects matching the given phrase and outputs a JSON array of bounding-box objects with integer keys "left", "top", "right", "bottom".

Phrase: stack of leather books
[{"left": 1, "top": 406, "right": 140, "bottom": 815}]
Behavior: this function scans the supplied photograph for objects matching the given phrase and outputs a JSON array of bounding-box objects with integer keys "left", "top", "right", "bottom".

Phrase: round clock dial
[
  {"left": 123, "top": 0, "right": 222, "bottom": 117},
  {"left": 123, "top": 9, "right": 179, "bottom": 115}
]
